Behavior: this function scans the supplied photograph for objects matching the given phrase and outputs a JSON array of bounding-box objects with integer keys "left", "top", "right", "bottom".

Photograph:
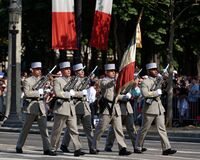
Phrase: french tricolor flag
[
  {"left": 52, "top": 0, "right": 77, "bottom": 50},
  {"left": 116, "top": 23, "right": 139, "bottom": 94},
  {"left": 90, "top": 0, "right": 113, "bottom": 50}
]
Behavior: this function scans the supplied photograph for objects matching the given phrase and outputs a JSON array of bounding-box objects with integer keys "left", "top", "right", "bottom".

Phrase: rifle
[
  {"left": 145, "top": 64, "right": 169, "bottom": 105},
  {"left": 63, "top": 66, "right": 86, "bottom": 92},
  {"left": 32, "top": 65, "right": 57, "bottom": 90},
  {"left": 63, "top": 76, "right": 79, "bottom": 92},
  {"left": 77, "top": 66, "right": 98, "bottom": 91},
  {"left": 134, "top": 69, "right": 142, "bottom": 79}
]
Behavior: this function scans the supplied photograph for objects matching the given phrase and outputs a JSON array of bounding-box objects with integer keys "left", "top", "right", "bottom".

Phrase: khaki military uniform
[
  {"left": 61, "top": 77, "right": 93, "bottom": 150},
  {"left": 135, "top": 76, "right": 171, "bottom": 151},
  {"left": 16, "top": 76, "right": 51, "bottom": 151},
  {"left": 92, "top": 77, "right": 127, "bottom": 150},
  {"left": 50, "top": 76, "right": 82, "bottom": 151},
  {"left": 105, "top": 94, "right": 137, "bottom": 150}
]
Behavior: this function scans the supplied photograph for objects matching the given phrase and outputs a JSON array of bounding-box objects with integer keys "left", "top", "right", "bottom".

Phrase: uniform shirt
[
  {"left": 140, "top": 76, "right": 165, "bottom": 115},
  {"left": 53, "top": 76, "right": 76, "bottom": 116},
  {"left": 99, "top": 77, "right": 121, "bottom": 116}
]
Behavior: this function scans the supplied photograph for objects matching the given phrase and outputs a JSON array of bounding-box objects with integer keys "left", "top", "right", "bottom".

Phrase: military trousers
[
  {"left": 16, "top": 113, "right": 51, "bottom": 151},
  {"left": 135, "top": 113, "right": 171, "bottom": 150},
  {"left": 92, "top": 114, "right": 127, "bottom": 150},
  {"left": 105, "top": 113, "right": 137, "bottom": 149},
  {"left": 50, "top": 113, "right": 82, "bottom": 151},
  {"left": 61, "top": 114, "right": 93, "bottom": 150}
]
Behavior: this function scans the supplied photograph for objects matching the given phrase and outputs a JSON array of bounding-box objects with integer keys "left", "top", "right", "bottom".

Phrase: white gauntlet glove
[
  {"left": 45, "top": 88, "right": 51, "bottom": 93},
  {"left": 125, "top": 92, "right": 132, "bottom": 99},
  {"left": 38, "top": 88, "right": 44, "bottom": 95},
  {"left": 64, "top": 91, "right": 71, "bottom": 99},
  {"left": 82, "top": 89, "right": 88, "bottom": 96},
  {"left": 156, "top": 89, "right": 162, "bottom": 96},
  {"left": 70, "top": 89, "right": 75, "bottom": 96}
]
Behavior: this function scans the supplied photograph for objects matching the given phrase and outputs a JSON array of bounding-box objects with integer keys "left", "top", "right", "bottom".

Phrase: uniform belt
[
  {"left": 73, "top": 97, "right": 83, "bottom": 101},
  {"left": 55, "top": 97, "right": 70, "bottom": 101},
  {"left": 102, "top": 97, "right": 113, "bottom": 103},
  {"left": 25, "top": 98, "right": 44, "bottom": 100}
]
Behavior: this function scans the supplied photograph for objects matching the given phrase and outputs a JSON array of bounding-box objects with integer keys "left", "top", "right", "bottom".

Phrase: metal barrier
[
  {"left": 161, "top": 96, "right": 200, "bottom": 127},
  {"left": 132, "top": 97, "right": 200, "bottom": 127}
]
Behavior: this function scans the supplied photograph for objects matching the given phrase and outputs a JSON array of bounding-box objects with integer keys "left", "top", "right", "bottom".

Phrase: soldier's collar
[{"left": 149, "top": 76, "right": 157, "bottom": 80}]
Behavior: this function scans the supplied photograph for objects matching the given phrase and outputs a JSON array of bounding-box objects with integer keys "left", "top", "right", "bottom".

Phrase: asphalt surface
[
  {"left": 1, "top": 120, "right": 200, "bottom": 143},
  {"left": 0, "top": 131, "right": 200, "bottom": 160}
]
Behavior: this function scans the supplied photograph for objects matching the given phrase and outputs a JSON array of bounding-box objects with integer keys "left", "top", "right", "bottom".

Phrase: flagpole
[
  {"left": 115, "top": 8, "right": 144, "bottom": 98},
  {"left": 73, "top": 0, "right": 82, "bottom": 64},
  {"left": 137, "top": 7, "right": 144, "bottom": 24}
]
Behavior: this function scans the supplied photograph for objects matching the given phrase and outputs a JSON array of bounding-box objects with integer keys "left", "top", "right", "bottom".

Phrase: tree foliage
[{"left": 0, "top": 0, "right": 200, "bottom": 75}]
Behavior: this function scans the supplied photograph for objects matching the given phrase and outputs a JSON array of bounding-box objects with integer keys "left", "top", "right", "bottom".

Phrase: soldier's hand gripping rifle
[
  {"left": 77, "top": 66, "right": 98, "bottom": 91},
  {"left": 145, "top": 64, "right": 169, "bottom": 105},
  {"left": 63, "top": 66, "right": 86, "bottom": 92},
  {"left": 63, "top": 76, "right": 79, "bottom": 92},
  {"left": 32, "top": 65, "right": 57, "bottom": 90}
]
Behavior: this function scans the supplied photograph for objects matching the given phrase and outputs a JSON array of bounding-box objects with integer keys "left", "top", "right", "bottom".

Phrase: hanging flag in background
[
  {"left": 52, "top": 0, "right": 77, "bottom": 50},
  {"left": 89, "top": 0, "right": 113, "bottom": 50},
  {"left": 116, "top": 8, "right": 143, "bottom": 94}
]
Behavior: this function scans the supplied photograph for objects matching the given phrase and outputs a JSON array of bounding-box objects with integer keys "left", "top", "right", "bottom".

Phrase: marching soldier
[
  {"left": 16, "top": 62, "right": 56, "bottom": 156},
  {"left": 60, "top": 63, "right": 95, "bottom": 154},
  {"left": 91, "top": 63, "right": 132, "bottom": 156},
  {"left": 134, "top": 62, "right": 177, "bottom": 155},
  {"left": 104, "top": 89, "right": 147, "bottom": 153},
  {"left": 50, "top": 61, "right": 85, "bottom": 157}
]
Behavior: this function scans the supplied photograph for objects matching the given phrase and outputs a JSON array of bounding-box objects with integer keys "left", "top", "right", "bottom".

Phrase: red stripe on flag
[
  {"left": 89, "top": 11, "right": 111, "bottom": 50},
  {"left": 116, "top": 61, "right": 135, "bottom": 94},
  {"left": 52, "top": 12, "right": 77, "bottom": 50}
]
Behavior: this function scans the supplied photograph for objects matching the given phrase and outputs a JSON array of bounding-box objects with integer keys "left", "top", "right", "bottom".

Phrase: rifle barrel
[{"left": 49, "top": 65, "right": 57, "bottom": 74}]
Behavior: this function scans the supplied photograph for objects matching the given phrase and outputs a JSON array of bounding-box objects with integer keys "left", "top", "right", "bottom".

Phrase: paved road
[{"left": 0, "top": 131, "right": 200, "bottom": 160}]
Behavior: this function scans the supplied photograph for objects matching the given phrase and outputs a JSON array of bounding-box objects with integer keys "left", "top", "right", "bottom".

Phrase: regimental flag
[
  {"left": 116, "top": 8, "right": 143, "bottom": 94},
  {"left": 136, "top": 23, "right": 142, "bottom": 48},
  {"left": 52, "top": 0, "right": 77, "bottom": 50},
  {"left": 116, "top": 22, "right": 141, "bottom": 94},
  {"left": 89, "top": 0, "right": 113, "bottom": 50}
]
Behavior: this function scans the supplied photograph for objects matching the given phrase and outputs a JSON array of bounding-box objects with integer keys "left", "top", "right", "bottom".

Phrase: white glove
[
  {"left": 125, "top": 92, "right": 132, "bottom": 99},
  {"left": 82, "top": 89, "right": 87, "bottom": 96},
  {"left": 70, "top": 89, "right": 75, "bottom": 96},
  {"left": 45, "top": 88, "right": 51, "bottom": 93},
  {"left": 156, "top": 89, "right": 162, "bottom": 95},
  {"left": 157, "top": 73, "right": 162, "bottom": 78},
  {"left": 65, "top": 91, "right": 71, "bottom": 99},
  {"left": 38, "top": 88, "right": 44, "bottom": 95}
]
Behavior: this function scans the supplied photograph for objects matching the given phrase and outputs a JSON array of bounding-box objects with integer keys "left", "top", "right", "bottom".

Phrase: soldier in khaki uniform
[
  {"left": 16, "top": 62, "right": 55, "bottom": 156},
  {"left": 50, "top": 62, "right": 85, "bottom": 157},
  {"left": 60, "top": 63, "right": 94, "bottom": 154},
  {"left": 91, "top": 63, "right": 131, "bottom": 156},
  {"left": 134, "top": 62, "right": 177, "bottom": 155},
  {"left": 104, "top": 90, "right": 148, "bottom": 153}
]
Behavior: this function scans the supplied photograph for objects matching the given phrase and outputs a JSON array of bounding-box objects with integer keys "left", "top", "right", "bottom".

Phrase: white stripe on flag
[
  {"left": 119, "top": 37, "right": 136, "bottom": 71},
  {"left": 52, "top": 0, "right": 74, "bottom": 12},
  {"left": 95, "top": 0, "right": 113, "bottom": 14}
]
